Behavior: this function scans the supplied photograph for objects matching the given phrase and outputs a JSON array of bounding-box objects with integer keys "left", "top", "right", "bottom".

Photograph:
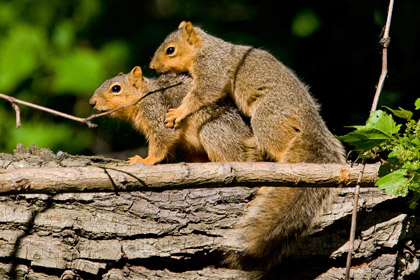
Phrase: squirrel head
[
  {"left": 89, "top": 66, "right": 145, "bottom": 119},
  {"left": 150, "top": 21, "right": 201, "bottom": 74}
]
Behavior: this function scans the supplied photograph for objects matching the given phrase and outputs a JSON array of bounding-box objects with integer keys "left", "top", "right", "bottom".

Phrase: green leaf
[
  {"left": 291, "top": 9, "right": 321, "bottom": 38},
  {"left": 415, "top": 98, "right": 420, "bottom": 110},
  {"left": 52, "top": 20, "right": 75, "bottom": 51},
  {"left": 8, "top": 122, "right": 93, "bottom": 154},
  {"left": 412, "top": 139, "right": 420, "bottom": 146},
  {"left": 340, "top": 110, "right": 401, "bottom": 152},
  {"left": 402, "top": 162, "right": 416, "bottom": 170},
  {"left": 0, "top": 24, "right": 46, "bottom": 92},
  {"left": 383, "top": 106, "right": 413, "bottom": 120},
  {"left": 366, "top": 110, "right": 400, "bottom": 136},
  {"left": 376, "top": 169, "right": 408, "bottom": 196},
  {"left": 0, "top": 2, "right": 16, "bottom": 28},
  {"left": 338, "top": 127, "right": 390, "bottom": 152},
  {"left": 99, "top": 40, "right": 131, "bottom": 75},
  {"left": 51, "top": 48, "right": 106, "bottom": 96},
  {"left": 411, "top": 173, "right": 420, "bottom": 189}
]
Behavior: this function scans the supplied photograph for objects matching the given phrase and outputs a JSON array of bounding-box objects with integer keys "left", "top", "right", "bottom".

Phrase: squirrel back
[
  {"left": 151, "top": 22, "right": 346, "bottom": 270},
  {"left": 150, "top": 21, "right": 344, "bottom": 163},
  {"left": 89, "top": 66, "right": 260, "bottom": 164}
]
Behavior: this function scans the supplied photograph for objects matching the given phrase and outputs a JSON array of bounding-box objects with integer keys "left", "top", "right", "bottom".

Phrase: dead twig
[
  {"left": 0, "top": 93, "right": 97, "bottom": 128},
  {"left": 0, "top": 82, "right": 182, "bottom": 129},
  {"left": 345, "top": 0, "right": 394, "bottom": 279},
  {"left": 10, "top": 102, "right": 21, "bottom": 129}
]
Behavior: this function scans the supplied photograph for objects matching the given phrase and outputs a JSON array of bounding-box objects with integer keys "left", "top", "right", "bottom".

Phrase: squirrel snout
[
  {"left": 149, "top": 61, "right": 156, "bottom": 70},
  {"left": 89, "top": 98, "right": 97, "bottom": 108}
]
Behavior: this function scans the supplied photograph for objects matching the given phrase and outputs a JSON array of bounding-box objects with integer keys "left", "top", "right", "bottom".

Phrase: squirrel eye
[
  {"left": 110, "top": 85, "right": 121, "bottom": 93},
  {"left": 166, "top": 47, "right": 175, "bottom": 55}
]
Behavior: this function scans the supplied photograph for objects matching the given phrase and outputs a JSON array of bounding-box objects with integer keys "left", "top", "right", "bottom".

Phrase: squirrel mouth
[{"left": 92, "top": 107, "right": 111, "bottom": 114}]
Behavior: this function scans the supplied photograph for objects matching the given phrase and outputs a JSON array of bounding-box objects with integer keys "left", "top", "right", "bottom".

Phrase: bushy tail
[{"left": 224, "top": 186, "right": 332, "bottom": 270}]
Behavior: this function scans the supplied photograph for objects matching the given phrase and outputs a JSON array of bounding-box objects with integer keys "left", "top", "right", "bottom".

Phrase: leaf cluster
[
  {"left": 339, "top": 98, "right": 420, "bottom": 208},
  {"left": 0, "top": 0, "right": 131, "bottom": 154}
]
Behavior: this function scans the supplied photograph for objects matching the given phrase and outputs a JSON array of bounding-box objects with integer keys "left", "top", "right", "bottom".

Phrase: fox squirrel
[
  {"left": 89, "top": 66, "right": 260, "bottom": 165},
  {"left": 150, "top": 21, "right": 346, "bottom": 270}
]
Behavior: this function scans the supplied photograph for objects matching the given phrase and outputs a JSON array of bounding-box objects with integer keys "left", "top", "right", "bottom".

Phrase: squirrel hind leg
[{"left": 251, "top": 107, "right": 301, "bottom": 162}]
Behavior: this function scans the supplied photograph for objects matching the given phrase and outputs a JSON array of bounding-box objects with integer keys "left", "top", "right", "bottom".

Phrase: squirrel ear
[
  {"left": 129, "top": 66, "right": 144, "bottom": 89},
  {"left": 178, "top": 21, "right": 187, "bottom": 29},
  {"left": 180, "top": 21, "right": 200, "bottom": 45},
  {"left": 129, "top": 66, "right": 143, "bottom": 80}
]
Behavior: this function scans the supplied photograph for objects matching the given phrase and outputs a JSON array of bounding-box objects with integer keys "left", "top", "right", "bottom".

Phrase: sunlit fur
[
  {"left": 90, "top": 66, "right": 261, "bottom": 165},
  {"left": 150, "top": 22, "right": 346, "bottom": 270}
]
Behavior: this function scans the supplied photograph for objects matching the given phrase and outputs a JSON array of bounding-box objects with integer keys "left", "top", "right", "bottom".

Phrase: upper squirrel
[
  {"left": 89, "top": 66, "right": 259, "bottom": 165},
  {"left": 150, "top": 21, "right": 346, "bottom": 269}
]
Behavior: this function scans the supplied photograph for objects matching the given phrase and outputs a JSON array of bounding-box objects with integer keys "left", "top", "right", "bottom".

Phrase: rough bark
[
  {"left": 0, "top": 158, "right": 380, "bottom": 195},
  {"left": 0, "top": 145, "right": 419, "bottom": 280}
]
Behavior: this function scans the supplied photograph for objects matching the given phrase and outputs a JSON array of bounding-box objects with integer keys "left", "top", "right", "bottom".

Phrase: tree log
[
  {"left": 0, "top": 145, "right": 419, "bottom": 280},
  {"left": 0, "top": 160, "right": 379, "bottom": 195}
]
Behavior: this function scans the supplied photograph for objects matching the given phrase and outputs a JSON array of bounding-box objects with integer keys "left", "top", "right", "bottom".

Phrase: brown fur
[
  {"left": 89, "top": 66, "right": 260, "bottom": 165},
  {"left": 150, "top": 22, "right": 346, "bottom": 270}
]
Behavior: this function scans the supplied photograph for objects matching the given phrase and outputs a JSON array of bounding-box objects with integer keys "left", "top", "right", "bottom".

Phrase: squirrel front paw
[
  {"left": 164, "top": 108, "right": 185, "bottom": 128},
  {"left": 129, "top": 155, "right": 159, "bottom": 165},
  {"left": 128, "top": 155, "right": 146, "bottom": 165}
]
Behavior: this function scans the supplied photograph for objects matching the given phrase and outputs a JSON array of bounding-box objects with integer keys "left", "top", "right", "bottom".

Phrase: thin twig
[
  {"left": 85, "top": 82, "right": 182, "bottom": 122},
  {"left": 0, "top": 82, "right": 182, "bottom": 129},
  {"left": 345, "top": 0, "right": 394, "bottom": 279},
  {"left": 370, "top": 0, "right": 394, "bottom": 112},
  {"left": 345, "top": 161, "right": 366, "bottom": 279},
  {"left": 0, "top": 93, "right": 97, "bottom": 128},
  {"left": 10, "top": 103, "right": 21, "bottom": 128}
]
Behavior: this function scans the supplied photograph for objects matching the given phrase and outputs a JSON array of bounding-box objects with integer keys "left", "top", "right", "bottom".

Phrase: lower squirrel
[
  {"left": 89, "top": 66, "right": 260, "bottom": 165},
  {"left": 149, "top": 22, "right": 346, "bottom": 270}
]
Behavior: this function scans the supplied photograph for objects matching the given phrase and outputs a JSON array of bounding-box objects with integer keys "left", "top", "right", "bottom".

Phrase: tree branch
[
  {"left": 0, "top": 83, "right": 182, "bottom": 129},
  {"left": 370, "top": 0, "right": 394, "bottom": 112},
  {"left": 0, "top": 162, "right": 380, "bottom": 195},
  {"left": 345, "top": 0, "right": 394, "bottom": 278},
  {"left": 0, "top": 93, "right": 97, "bottom": 128}
]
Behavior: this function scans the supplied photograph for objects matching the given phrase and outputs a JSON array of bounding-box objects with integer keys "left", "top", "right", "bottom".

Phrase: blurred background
[{"left": 0, "top": 0, "right": 418, "bottom": 158}]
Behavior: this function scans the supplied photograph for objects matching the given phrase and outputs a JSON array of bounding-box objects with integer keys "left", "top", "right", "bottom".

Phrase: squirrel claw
[
  {"left": 165, "top": 108, "right": 183, "bottom": 128},
  {"left": 164, "top": 118, "right": 175, "bottom": 128},
  {"left": 129, "top": 155, "right": 158, "bottom": 165},
  {"left": 128, "top": 155, "right": 146, "bottom": 165}
]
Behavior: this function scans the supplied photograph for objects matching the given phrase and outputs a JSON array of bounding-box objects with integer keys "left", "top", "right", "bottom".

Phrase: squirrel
[
  {"left": 89, "top": 66, "right": 260, "bottom": 165},
  {"left": 150, "top": 21, "right": 346, "bottom": 270}
]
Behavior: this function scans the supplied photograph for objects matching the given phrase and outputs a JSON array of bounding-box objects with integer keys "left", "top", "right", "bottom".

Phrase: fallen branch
[{"left": 0, "top": 162, "right": 380, "bottom": 195}]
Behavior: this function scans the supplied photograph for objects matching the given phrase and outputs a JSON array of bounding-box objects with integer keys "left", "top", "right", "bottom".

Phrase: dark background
[{"left": 0, "top": 0, "right": 418, "bottom": 158}]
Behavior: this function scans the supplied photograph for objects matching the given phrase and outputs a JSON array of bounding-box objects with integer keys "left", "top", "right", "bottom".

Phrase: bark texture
[
  {"left": 0, "top": 145, "right": 419, "bottom": 280},
  {"left": 0, "top": 157, "right": 380, "bottom": 195}
]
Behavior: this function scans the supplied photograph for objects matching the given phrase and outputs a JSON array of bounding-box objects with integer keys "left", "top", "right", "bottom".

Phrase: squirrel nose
[
  {"left": 89, "top": 99, "right": 96, "bottom": 108},
  {"left": 149, "top": 60, "right": 156, "bottom": 70}
]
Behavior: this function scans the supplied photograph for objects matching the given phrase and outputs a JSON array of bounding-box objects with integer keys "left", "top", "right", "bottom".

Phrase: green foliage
[
  {"left": 339, "top": 98, "right": 420, "bottom": 208},
  {"left": 8, "top": 122, "right": 93, "bottom": 154},
  {"left": 339, "top": 110, "right": 401, "bottom": 153},
  {"left": 52, "top": 49, "right": 106, "bottom": 95},
  {"left": 291, "top": 9, "right": 321, "bottom": 38},
  {"left": 0, "top": 0, "right": 416, "bottom": 157},
  {"left": 0, "top": 0, "right": 131, "bottom": 154},
  {"left": 0, "top": 23, "right": 47, "bottom": 92}
]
